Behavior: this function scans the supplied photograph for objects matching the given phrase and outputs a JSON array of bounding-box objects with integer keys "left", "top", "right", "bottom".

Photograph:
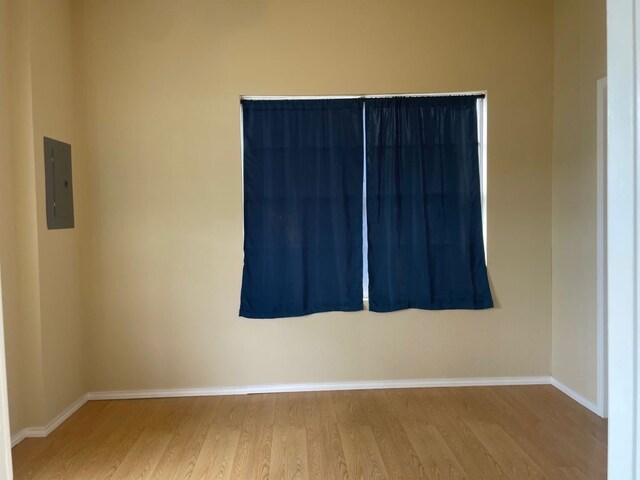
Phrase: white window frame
[
  {"left": 477, "top": 96, "right": 488, "bottom": 259},
  {"left": 240, "top": 91, "right": 489, "bottom": 303}
]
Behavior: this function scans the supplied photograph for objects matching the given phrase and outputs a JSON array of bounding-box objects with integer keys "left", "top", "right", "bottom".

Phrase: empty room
[{"left": 3, "top": 0, "right": 638, "bottom": 478}]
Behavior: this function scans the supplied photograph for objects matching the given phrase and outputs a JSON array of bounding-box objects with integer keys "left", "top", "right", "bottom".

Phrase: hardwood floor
[{"left": 12, "top": 385, "right": 607, "bottom": 479}]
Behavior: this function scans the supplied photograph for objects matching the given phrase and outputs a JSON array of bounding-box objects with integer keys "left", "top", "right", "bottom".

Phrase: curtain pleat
[
  {"left": 240, "top": 99, "right": 364, "bottom": 318},
  {"left": 365, "top": 96, "right": 493, "bottom": 311}
]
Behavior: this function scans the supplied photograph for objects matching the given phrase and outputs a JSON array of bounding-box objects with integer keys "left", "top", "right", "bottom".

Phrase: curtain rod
[{"left": 241, "top": 91, "right": 487, "bottom": 100}]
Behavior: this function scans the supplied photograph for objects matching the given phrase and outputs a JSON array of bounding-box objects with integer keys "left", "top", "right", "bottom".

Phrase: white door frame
[
  {"left": 607, "top": 0, "right": 639, "bottom": 477},
  {"left": 596, "top": 76, "right": 608, "bottom": 418},
  {"left": 0, "top": 272, "right": 13, "bottom": 479}
]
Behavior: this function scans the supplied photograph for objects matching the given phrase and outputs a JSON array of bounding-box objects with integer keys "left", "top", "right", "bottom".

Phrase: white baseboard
[
  {"left": 549, "top": 377, "right": 602, "bottom": 416},
  {"left": 86, "top": 376, "right": 551, "bottom": 401},
  {"left": 10, "top": 394, "right": 88, "bottom": 447},
  {"left": 12, "top": 375, "right": 602, "bottom": 448}
]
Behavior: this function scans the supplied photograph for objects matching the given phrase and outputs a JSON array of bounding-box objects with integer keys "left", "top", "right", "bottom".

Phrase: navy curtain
[
  {"left": 240, "top": 99, "right": 364, "bottom": 318},
  {"left": 365, "top": 96, "right": 493, "bottom": 312}
]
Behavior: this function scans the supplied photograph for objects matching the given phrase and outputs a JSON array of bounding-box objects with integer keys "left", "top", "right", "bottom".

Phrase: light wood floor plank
[
  {"left": 190, "top": 427, "right": 240, "bottom": 480},
  {"left": 412, "top": 388, "right": 522, "bottom": 479},
  {"left": 12, "top": 386, "right": 608, "bottom": 480},
  {"left": 304, "top": 392, "right": 349, "bottom": 480},
  {"left": 466, "top": 422, "right": 547, "bottom": 480},
  {"left": 270, "top": 425, "right": 309, "bottom": 480},
  {"left": 555, "top": 466, "right": 592, "bottom": 480},
  {"left": 16, "top": 400, "right": 123, "bottom": 480},
  {"left": 468, "top": 387, "right": 577, "bottom": 476},
  {"left": 361, "top": 390, "right": 427, "bottom": 479},
  {"left": 109, "top": 428, "right": 172, "bottom": 480},
  {"left": 67, "top": 400, "right": 158, "bottom": 479},
  {"left": 150, "top": 397, "right": 221, "bottom": 479},
  {"left": 403, "top": 423, "right": 466, "bottom": 479},
  {"left": 228, "top": 394, "right": 275, "bottom": 480},
  {"left": 338, "top": 423, "right": 388, "bottom": 480}
]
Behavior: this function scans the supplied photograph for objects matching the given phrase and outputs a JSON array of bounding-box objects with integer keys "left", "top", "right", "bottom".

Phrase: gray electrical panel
[{"left": 44, "top": 137, "right": 74, "bottom": 229}]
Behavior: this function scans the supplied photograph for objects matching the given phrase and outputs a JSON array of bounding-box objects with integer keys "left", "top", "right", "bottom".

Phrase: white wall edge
[
  {"left": 606, "top": 0, "right": 638, "bottom": 476},
  {"left": 550, "top": 377, "right": 602, "bottom": 416},
  {"left": 596, "top": 76, "right": 609, "bottom": 419},
  {"left": 10, "top": 393, "right": 88, "bottom": 447},
  {"left": 12, "top": 376, "right": 604, "bottom": 448}
]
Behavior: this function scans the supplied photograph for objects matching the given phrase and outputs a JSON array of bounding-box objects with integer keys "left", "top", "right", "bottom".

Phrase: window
[{"left": 240, "top": 93, "right": 492, "bottom": 318}]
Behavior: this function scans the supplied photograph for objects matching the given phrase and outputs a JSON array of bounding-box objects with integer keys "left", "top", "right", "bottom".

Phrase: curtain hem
[
  {"left": 369, "top": 298, "right": 494, "bottom": 313},
  {"left": 240, "top": 304, "right": 364, "bottom": 319}
]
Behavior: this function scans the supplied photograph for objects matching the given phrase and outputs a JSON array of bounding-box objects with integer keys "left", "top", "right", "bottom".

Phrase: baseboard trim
[
  {"left": 10, "top": 393, "right": 88, "bottom": 447},
  {"left": 86, "top": 376, "right": 551, "bottom": 401},
  {"left": 13, "top": 376, "right": 601, "bottom": 448},
  {"left": 549, "top": 377, "right": 602, "bottom": 416},
  {"left": 9, "top": 429, "right": 30, "bottom": 448}
]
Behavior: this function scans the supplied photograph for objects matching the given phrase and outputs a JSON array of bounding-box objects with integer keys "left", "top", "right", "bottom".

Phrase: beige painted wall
[
  {"left": 30, "top": 0, "right": 86, "bottom": 424},
  {"left": 0, "top": 0, "right": 85, "bottom": 436},
  {"left": 74, "top": 0, "right": 554, "bottom": 392},
  {"left": 0, "top": 0, "right": 27, "bottom": 435},
  {"left": 551, "top": 0, "right": 607, "bottom": 403},
  {"left": 2, "top": 0, "right": 45, "bottom": 434}
]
